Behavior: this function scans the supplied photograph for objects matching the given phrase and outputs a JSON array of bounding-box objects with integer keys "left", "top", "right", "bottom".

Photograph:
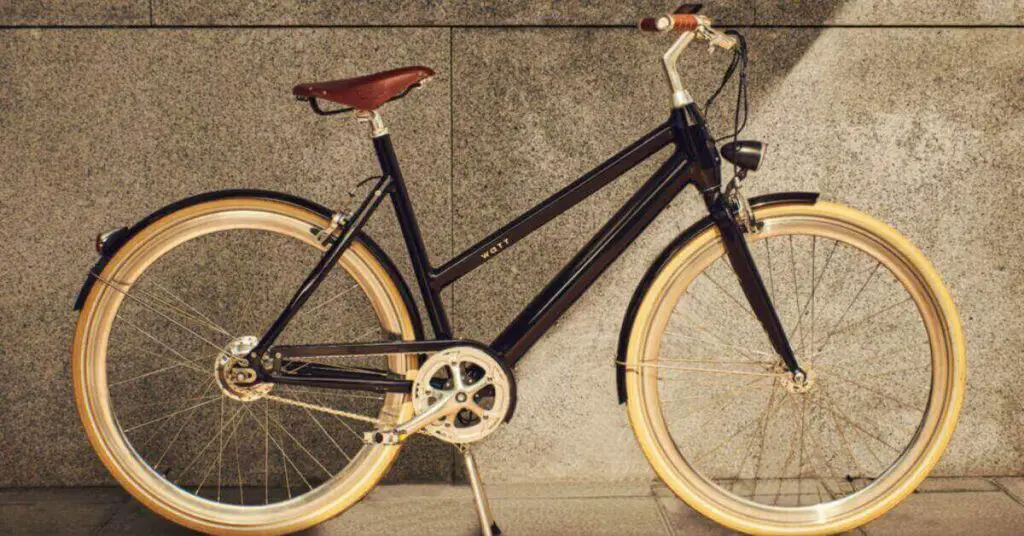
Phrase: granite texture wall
[{"left": 0, "top": 1, "right": 1021, "bottom": 487}]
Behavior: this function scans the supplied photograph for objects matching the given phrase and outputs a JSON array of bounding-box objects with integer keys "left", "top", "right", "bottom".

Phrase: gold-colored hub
[
  {"left": 782, "top": 368, "right": 817, "bottom": 394},
  {"left": 215, "top": 335, "right": 272, "bottom": 402},
  {"left": 769, "top": 360, "right": 818, "bottom": 394}
]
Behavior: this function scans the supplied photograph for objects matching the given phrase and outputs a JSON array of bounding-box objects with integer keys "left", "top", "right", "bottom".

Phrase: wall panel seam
[{"left": 1, "top": 24, "right": 1022, "bottom": 30}]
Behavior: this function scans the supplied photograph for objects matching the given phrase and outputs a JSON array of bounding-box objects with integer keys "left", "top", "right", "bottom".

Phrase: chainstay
[{"left": 267, "top": 348, "right": 443, "bottom": 430}]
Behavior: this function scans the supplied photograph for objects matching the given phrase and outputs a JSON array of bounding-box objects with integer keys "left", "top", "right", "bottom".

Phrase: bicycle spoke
[
  {"left": 822, "top": 386, "right": 886, "bottom": 469},
  {"left": 815, "top": 342, "right": 926, "bottom": 374},
  {"left": 802, "top": 400, "right": 843, "bottom": 482},
  {"left": 196, "top": 411, "right": 245, "bottom": 496},
  {"left": 822, "top": 363, "right": 928, "bottom": 380},
  {"left": 637, "top": 360, "right": 781, "bottom": 378},
  {"left": 115, "top": 315, "right": 210, "bottom": 376},
  {"left": 812, "top": 262, "right": 881, "bottom": 359},
  {"left": 789, "top": 238, "right": 838, "bottom": 357},
  {"left": 309, "top": 393, "right": 371, "bottom": 442},
  {"left": 678, "top": 377, "right": 779, "bottom": 436},
  {"left": 814, "top": 297, "right": 914, "bottom": 362},
  {"left": 297, "top": 396, "right": 353, "bottom": 463},
  {"left": 797, "top": 395, "right": 807, "bottom": 505},
  {"left": 176, "top": 406, "right": 244, "bottom": 481},
  {"left": 242, "top": 406, "right": 312, "bottom": 491},
  {"left": 270, "top": 415, "right": 333, "bottom": 478},
  {"left": 264, "top": 400, "right": 270, "bottom": 505},
  {"left": 818, "top": 385, "right": 902, "bottom": 454},
  {"left": 661, "top": 376, "right": 773, "bottom": 404},
  {"left": 112, "top": 361, "right": 195, "bottom": 387},
  {"left": 663, "top": 330, "right": 775, "bottom": 360},
  {"left": 300, "top": 283, "right": 361, "bottom": 316},
  {"left": 122, "top": 394, "right": 220, "bottom": 413},
  {"left": 94, "top": 272, "right": 233, "bottom": 337},
  {"left": 235, "top": 428, "right": 245, "bottom": 505},
  {"left": 152, "top": 379, "right": 219, "bottom": 468},
  {"left": 692, "top": 391, "right": 787, "bottom": 465},
  {"left": 827, "top": 372, "right": 922, "bottom": 413},
  {"left": 817, "top": 388, "right": 867, "bottom": 479},
  {"left": 217, "top": 397, "right": 225, "bottom": 501},
  {"left": 145, "top": 278, "right": 233, "bottom": 337},
  {"left": 675, "top": 321, "right": 767, "bottom": 363},
  {"left": 762, "top": 238, "right": 776, "bottom": 306},
  {"left": 751, "top": 384, "right": 789, "bottom": 496},
  {"left": 657, "top": 357, "right": 771, "bottom": 365},
  {"left": 788, "top": 235, "right": 801, "bottom": 331},
  {"left": 124, "top": 395, "right": 222, "bottom": 434},
  {"left": 700, "top": 270, "right": 757, "bottom": 321},
  {"left": 675, "top": 290, "right": 771, "bottom": 355}
]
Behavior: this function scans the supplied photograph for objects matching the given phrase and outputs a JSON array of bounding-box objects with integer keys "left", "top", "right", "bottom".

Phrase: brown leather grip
[
  {"left": 669, "top": 14, "right": 700, "bottom": 31},
  {"left": 638, "top": 14, "right": 700, "bottom": 32}
]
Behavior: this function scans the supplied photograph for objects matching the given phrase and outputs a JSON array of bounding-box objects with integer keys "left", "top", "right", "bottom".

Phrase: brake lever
[{"left": 698, "top": 26, "right": 738, "bottom": 52}]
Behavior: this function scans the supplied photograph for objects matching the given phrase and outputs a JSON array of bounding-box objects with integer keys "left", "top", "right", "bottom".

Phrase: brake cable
[
  {"left": 703, "top": 30, "right": 757, "bottom": 228},
  {"left": 704, "top": 29, "right": 749, "bottom": 145}
]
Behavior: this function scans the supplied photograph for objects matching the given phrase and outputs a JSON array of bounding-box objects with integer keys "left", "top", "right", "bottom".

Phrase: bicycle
[{"left": 72, "top": 5, "right": 965, "bottom": 535}]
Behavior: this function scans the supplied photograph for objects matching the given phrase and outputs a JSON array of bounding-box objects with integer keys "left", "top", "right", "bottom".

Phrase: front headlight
[{"left": 720, "top": 140, "right": 765, "bottom": 172}]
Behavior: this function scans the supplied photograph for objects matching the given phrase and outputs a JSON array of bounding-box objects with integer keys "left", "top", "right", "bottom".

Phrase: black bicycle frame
[{"left": 251, "top": 103, "right": 801, "bottom": 391}]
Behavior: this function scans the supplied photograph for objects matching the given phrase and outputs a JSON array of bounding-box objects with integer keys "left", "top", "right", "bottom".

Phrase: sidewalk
[{"left": 2, "top": 477, "right": 1023, "bottom": 535}]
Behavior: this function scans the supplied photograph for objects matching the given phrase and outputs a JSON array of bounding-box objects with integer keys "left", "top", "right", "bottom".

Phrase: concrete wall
[{"left": 0, "top": 1, "right": 1021, "bottom": 486}]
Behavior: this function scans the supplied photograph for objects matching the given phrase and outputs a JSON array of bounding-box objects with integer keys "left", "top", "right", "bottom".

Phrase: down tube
[{"left": 492, "top": 152, "right": 692, "bottom": 365}]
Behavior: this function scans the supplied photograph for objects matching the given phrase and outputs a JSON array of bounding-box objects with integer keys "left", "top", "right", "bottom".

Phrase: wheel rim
[
  {"left": 73, "top": 199, "right": 417, "bottom": 534},
  {"left": 626, "top": 202, "right": 964, "bottom": 533}
]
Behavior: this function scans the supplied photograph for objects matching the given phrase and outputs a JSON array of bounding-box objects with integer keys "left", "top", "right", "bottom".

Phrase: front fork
[{"left": 705, "top": 190, "right": 806, "bottom": 380}]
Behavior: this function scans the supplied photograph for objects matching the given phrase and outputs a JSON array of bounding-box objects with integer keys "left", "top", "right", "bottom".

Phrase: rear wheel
[
  {"left": 624, "top": 201, "right": 965, "bottom": 535},
  {"left": 73, "top": 197, "right": 419, "bottom": 535}
]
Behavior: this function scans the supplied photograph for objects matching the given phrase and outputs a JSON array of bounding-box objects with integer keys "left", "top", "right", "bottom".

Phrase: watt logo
[{"left": 480, "top": 237, "right": 512, "bottom": 260}]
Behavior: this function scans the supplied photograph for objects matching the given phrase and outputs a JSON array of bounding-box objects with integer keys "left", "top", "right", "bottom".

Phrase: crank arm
[{"left": 365, "top": 390, "right": 462, "bottom": 445}]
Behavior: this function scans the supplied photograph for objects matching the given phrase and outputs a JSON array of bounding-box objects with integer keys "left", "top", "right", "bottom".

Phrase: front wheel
[
  {"left": 624, "top": 201, "right": 965, "bottom": 535},
  {"left": 73, "top": 197, "right": 420, "bottom": 535}
]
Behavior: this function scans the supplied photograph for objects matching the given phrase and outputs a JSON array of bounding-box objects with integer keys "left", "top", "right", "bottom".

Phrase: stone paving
[{"left": 2, "top": 477, "right": 1023, "bottom": 535}]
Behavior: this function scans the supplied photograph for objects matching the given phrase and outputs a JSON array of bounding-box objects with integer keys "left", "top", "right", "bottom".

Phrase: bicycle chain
[
  {"left": 263, "top": 393, "right": 384, "bottom": 426},
  {"left": 264, "top": 349, "right": 436, "bottom": 429}
]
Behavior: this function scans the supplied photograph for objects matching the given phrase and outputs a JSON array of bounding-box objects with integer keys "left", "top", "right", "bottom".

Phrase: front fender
[
  {"left": 615, "top": 191, "right": 819, "bottom": 403},
  {"left": 72, "top": 189, "right": 424, "bottom": 340}
]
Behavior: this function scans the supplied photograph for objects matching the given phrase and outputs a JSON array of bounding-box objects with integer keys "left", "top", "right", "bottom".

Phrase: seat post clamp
[{"left": 356, "top": 110, "right": 388, "bottom": 138}]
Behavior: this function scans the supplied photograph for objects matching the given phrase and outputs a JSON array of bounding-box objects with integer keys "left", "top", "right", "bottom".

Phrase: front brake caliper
[{"left": 725, "top": 176, "right": 760, "bottom": 234}]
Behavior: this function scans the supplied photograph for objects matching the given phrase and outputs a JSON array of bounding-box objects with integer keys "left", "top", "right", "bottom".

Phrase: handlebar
[
  {"left": 638, "top": 14, "right": 700, "bottom": 33},
  {"left": 638, "top": 14, "right": 738, "bottom": 51}
]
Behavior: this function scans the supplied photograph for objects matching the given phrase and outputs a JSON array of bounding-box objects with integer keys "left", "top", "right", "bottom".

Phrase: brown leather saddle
[{"left": 293, "top": 66, "right": 434, "bottom": 113}]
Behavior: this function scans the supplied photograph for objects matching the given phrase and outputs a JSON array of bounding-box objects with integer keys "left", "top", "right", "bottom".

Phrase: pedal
[
  {"left": 461, "top": 446, "right": 502, "bottom": 536},
  {"left": 362, "top": 429, "right": 403, "bottom": 445}
]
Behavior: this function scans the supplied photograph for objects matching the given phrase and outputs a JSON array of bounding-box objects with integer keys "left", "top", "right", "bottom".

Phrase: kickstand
[{"left": 459, "top": 445, "right": 501, "bottom": 536}]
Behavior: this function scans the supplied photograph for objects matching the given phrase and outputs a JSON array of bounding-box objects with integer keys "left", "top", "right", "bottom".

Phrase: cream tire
[
  {"left": 624, "top": 201, "right": 965, "bottom": 535},
  {"left": 73, "top": 197, "right": 419, "bottom": 535}
]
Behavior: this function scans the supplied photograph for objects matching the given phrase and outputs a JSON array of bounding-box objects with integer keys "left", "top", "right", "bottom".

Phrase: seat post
[{"left": 356, "top": 110, "right": 388, "bottom": 138}]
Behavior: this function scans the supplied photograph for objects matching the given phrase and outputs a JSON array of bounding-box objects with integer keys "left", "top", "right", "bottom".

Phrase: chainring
[{"left": 412, "top": 346, "right": 515, "bottom": 444}]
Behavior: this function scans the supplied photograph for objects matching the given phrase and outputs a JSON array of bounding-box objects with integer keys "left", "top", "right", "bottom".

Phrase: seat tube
[{"left": 372, "top": 133, "right": 453, "bottom": 338}]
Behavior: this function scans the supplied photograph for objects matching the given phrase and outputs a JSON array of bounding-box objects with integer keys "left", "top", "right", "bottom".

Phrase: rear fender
[{"left": 72, "top": 189, "right": 425, "bottom": 340}]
